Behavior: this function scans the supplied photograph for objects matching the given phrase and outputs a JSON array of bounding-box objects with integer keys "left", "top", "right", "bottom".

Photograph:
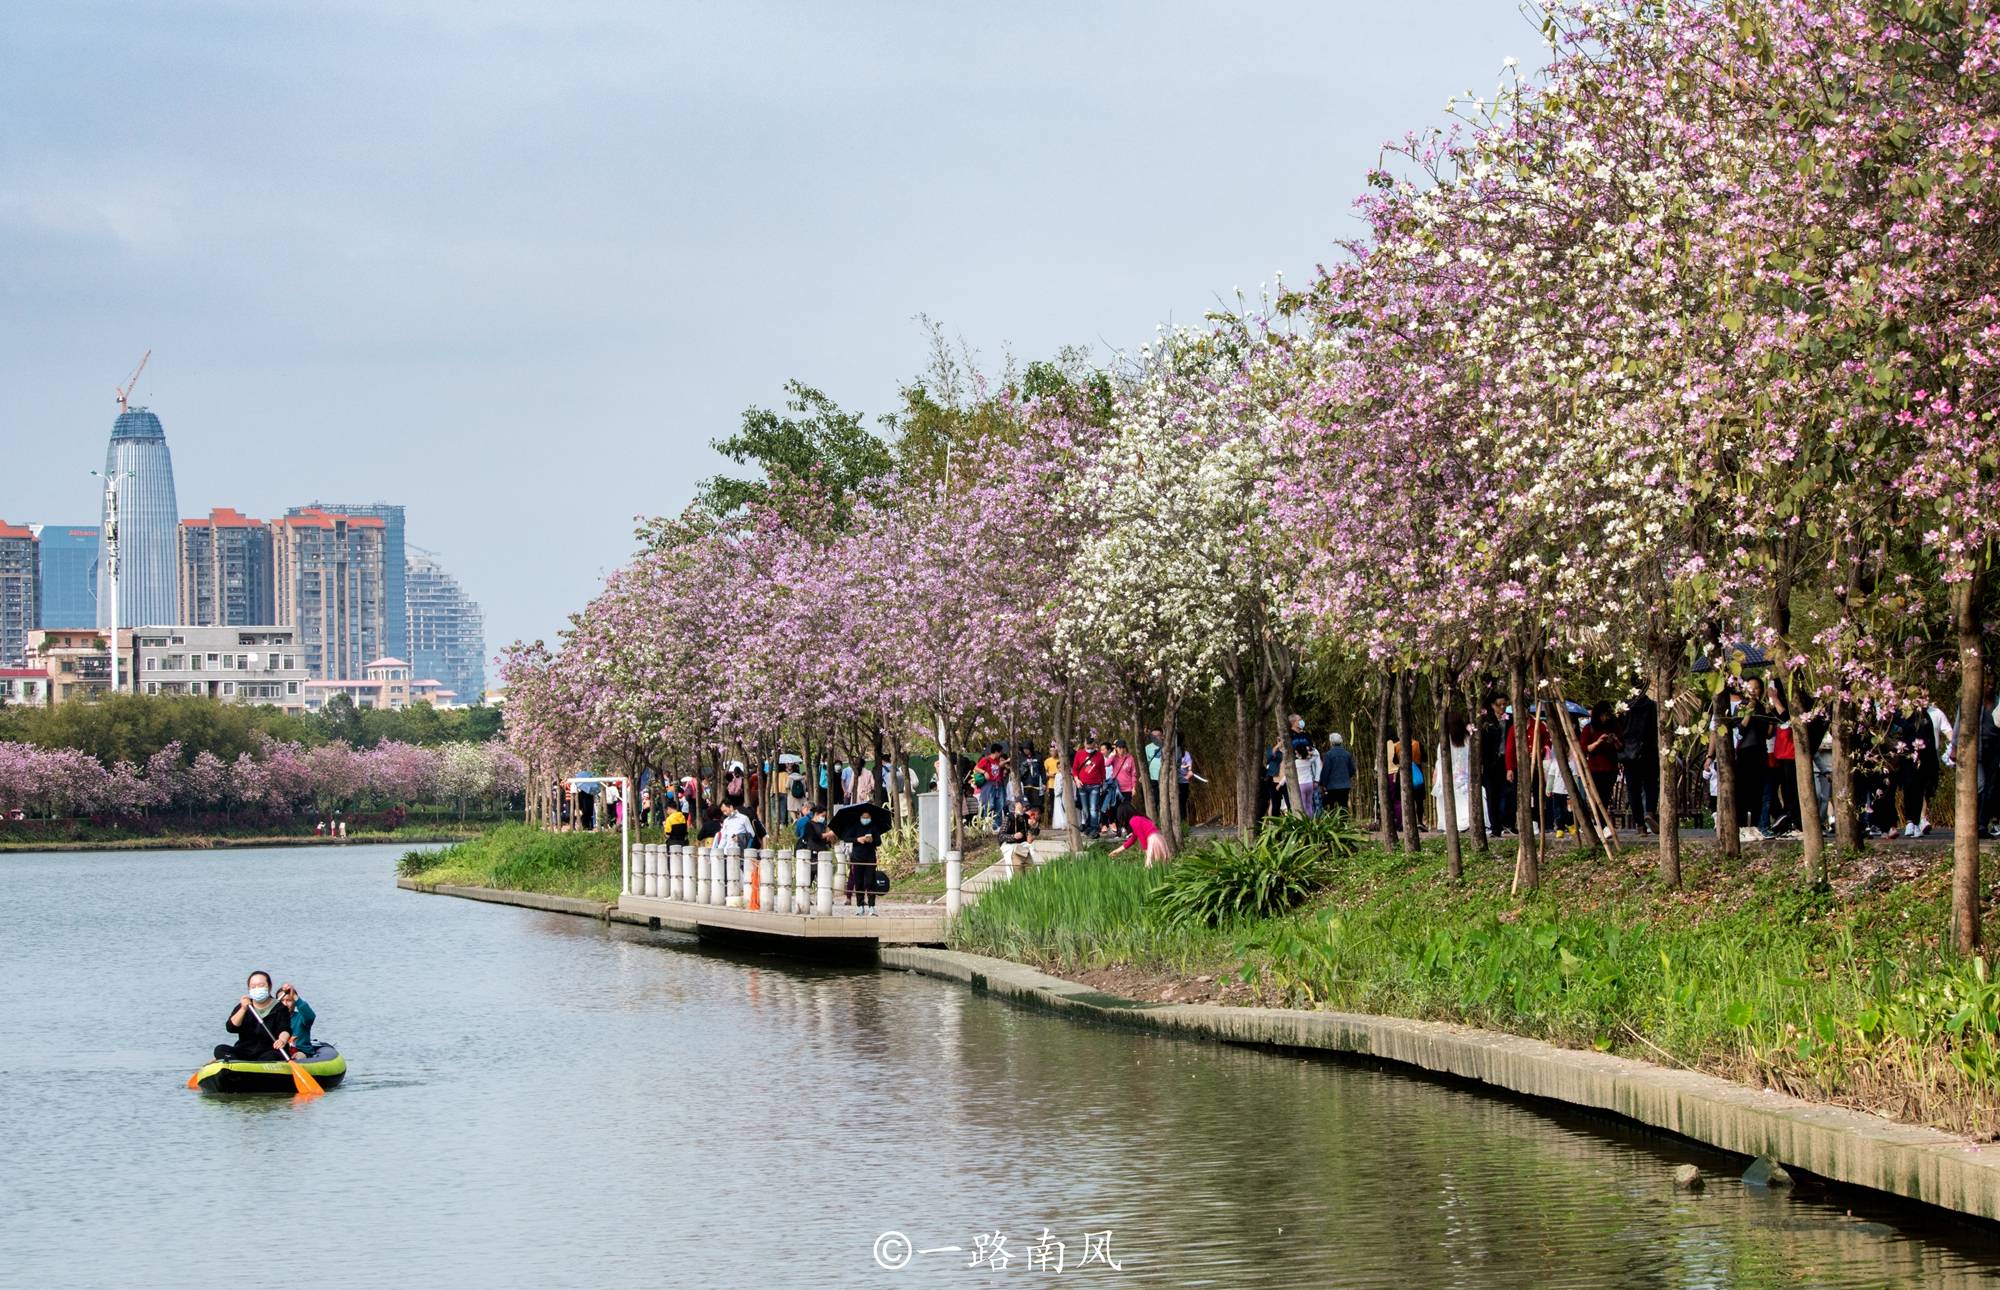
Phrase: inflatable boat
[{"left": 192, "top": 1043, "right": 347, "bottom": 1094}]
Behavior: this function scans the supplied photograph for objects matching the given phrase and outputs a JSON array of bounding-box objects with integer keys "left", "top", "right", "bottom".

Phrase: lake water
[{"left": 3, "top": 844, "right": 1998, "bottom": 1288}]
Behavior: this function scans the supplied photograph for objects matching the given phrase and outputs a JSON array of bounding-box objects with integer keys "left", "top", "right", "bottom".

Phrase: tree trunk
[
  {"left": 1160, "top": 699, "right": 1183, "bottom": 853},
  {"left": 1395, "top": 671, "right": 1419, "bottom": 855},
  {"left": 1375, "top": 672, "right": 1394, "bottom": 850},
  {"left": 1234, "top": 677, "right": 1257, "bottom": 843},
  {"left": 1712, "top": 693, "right": 1740, "bottom": 859},
  {"left": 1546, "top": 693, "right": 1596, "bottom": 852},
  {"left": 1439, "top": 672, "right": 1461, "bottom": 880},
  {"left": 1768, "top": 563, "right": 1827, "bottom": 884},
  {"left": 1832, "top": 545, "right": 1865, "bottom": 851},
  {"left": 1952, "top": 567, "right": 1985, "bottom": 955},
  {"left": 1651, "top": 655, "right": 1682, "bottom": 888},
  {"left": 1509, "top": 653, "right": 1539, "bottom": 891}
]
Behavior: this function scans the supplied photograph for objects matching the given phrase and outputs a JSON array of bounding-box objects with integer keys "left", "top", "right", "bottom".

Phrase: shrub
[{"left": 1151, "top": 834, "right": 1335, "bottom": 927}]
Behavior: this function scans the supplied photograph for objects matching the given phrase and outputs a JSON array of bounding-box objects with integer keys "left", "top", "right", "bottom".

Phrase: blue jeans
[
  {"left": 1077, "top": 784, "right": 1104, "bottom": 834},
  {"left": 979, "top": 781, "right": 1006, "bottom": 825}
]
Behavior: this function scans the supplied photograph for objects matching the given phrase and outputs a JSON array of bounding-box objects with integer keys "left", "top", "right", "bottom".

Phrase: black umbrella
[{"left": 830, "top": 802, "right": 892, "bottom": 842}]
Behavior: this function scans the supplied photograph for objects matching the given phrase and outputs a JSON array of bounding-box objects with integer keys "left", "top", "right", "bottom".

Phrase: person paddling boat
[{"left": 216, "top": 970, "right": 294, "bottom": 1062}]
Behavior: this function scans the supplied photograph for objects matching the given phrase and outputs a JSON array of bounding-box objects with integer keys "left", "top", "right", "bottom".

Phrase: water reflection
[{"left": 1, "top": 845, "right": 1996, "bottom": 1288}]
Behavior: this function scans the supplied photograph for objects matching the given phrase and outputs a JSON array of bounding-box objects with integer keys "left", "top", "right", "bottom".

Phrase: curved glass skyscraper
[{"left": 98, "top": 408, "right": 180, "bottom": 630}]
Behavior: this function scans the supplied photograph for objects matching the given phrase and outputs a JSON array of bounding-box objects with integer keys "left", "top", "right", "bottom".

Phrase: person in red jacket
[{"left": 1072, "top": 742, "right": 1107, "bottom": 836}]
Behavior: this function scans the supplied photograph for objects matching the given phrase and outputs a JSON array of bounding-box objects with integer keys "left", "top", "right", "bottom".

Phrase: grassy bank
[
  {"left": 955, "top": 829, "right": 2000, "bottom": 1138},
  {"left": 1, "top": 830, "right": 482, "bottom": 853},
  {"left": 0, "top": 809, "right": 506, "bottom": 850},
  {"left": 399, "top": 823, "right": 627, "bottom": 903}
]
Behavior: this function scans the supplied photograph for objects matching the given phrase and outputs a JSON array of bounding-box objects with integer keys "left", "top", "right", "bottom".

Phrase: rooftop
[{"left": 181, "top": 507, "right": 265, "bottom": 528}]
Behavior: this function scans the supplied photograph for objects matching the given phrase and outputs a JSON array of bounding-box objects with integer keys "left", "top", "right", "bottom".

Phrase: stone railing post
[
  {"left": 758, "top": 850, "right": 775, "bottom": 913},
  {"left": 775, "top": 849, "right": 794, "bottom": 913},
  {"left": 815, "top": 847, "right": 833, "bottom": 916},
  {"left": 669, "top": 845, "right": 685, "bottom": 901},
  {"left": 641, "top": 844, "right": 657, "bottom": 897},
  {"left": 834, "top": 843, "right": 850, "bottom": 912},
  {"left": 945, "top": 849, "right": 964, "bottom": 917},
  {"left": 698, "top": 846, "right": 714, "bottom": 905},
  {"left": 725, "top": 848, "right": 743, "bottom": 907}
]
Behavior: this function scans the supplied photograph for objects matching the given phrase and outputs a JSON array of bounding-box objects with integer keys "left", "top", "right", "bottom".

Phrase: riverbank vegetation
[
  {"left": 955, "top": 835, "right": 2000, "bottom": 1138},
  {"left": 0, "top": 806, "right": 498, "bottom": 850},
  {"left": 400, "top": 825, "right": 626, "bottom": 903},
  {"left": 0, "top": 717, "right": 524, "bottom": 835},
  {"left": 500, "top": 0, "right": 2000, "bottom": 969}
]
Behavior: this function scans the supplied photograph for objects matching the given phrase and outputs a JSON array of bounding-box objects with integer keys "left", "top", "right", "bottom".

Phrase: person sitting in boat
[
  {"left": 216, "top": 971, "right": 294, "bottom": 1062},
  {"left": 276, "top": 982, "right": 316, "bottom": 1055}
]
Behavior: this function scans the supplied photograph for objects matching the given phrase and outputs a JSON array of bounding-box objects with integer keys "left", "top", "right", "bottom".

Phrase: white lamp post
[{"left": 90, "top": 469, "right": 133, "bottom": 694}]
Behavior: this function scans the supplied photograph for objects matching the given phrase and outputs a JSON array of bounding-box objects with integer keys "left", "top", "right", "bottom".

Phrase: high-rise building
[
  {"left": 0, "top": 522, "right": 38, "bottom": 667},
  {"left": 98, "top": 407, "right": 180, "bottom": 630},
  {"left": 178, "top": 508, "right": 274, "bottom": 627},
  {"left": 32, "top": 525, "right": 98, "bottom": 628},
  {"left": 297, "top": 502, "right": 405, "bottom": 661},
  {"left": 272, "top": 508, "right": 386, "bottom": 680},
  {"left": 406, "top": 547, "right": 486, "bottom": 708}
]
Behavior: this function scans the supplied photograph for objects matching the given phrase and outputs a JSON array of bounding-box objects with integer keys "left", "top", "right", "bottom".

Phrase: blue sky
[{"left": 0, "top": 1, "right": 1535, "bottom": 657}]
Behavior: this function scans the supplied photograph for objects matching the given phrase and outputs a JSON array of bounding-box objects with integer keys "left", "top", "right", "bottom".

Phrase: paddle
[{"left": 245, "top": 1000, "right": 325, "bottom": 1098}]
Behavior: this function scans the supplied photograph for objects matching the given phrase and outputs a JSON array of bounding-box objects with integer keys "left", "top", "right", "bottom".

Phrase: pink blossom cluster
[{"left": 0, "top": 738, "right": 523, "bottom": 820}]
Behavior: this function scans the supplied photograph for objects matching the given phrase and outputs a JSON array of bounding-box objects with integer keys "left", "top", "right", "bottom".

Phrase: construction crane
[{"left": 115, "top": 350, "right": 151, "bottom": 414}]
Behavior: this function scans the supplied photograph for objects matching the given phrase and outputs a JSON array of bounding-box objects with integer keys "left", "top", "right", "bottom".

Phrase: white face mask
[{"left": 248, "top": 986, "right": 271, "bottom": 1004}]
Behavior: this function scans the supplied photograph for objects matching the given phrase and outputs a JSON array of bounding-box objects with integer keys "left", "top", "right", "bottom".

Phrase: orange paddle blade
[
  {"left": 286, "top": 1057, "right": 325, "bottom": 1098},
  {"left": 186, "top": 1069, "right": 203, "bottom": 1089}
]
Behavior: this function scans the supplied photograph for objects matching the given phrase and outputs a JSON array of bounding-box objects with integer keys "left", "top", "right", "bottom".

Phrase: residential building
[
  {"left": 301, "top": 656, "right": 413, "bottom": 713},
  {"left": 0, "top": 667, "right": 49, "bottom": 707},
  {"left": 33, "top": 525, "right": 97, "bottom": 628},
  {"left": 131, "top": 625, "right": 309, "bottom": 712},
  {"left": 0, "top": 522, "right": 37, "bottom": 667},
  {"left": 298, "top": 502, "right": 406, "bottom": 660},
  {"left": 406, "top": 547, "right": 485, "bottom": 708},
  {"left": 410, "top": 677, "right": 461, "bottom": 708},
  {"left": 272, "top": 508, "right": 386, "bottom": 680},
  {"left": 178, "top": 508, "right": 274, "bottom": 626},
  {"left": 99, "top": 407, "right": 180, "bottom": 630},
  {"left": 26, "top": 628, "right": 117, "bottom": 704}
]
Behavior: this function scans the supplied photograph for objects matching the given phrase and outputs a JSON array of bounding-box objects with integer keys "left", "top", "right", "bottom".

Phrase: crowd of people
[{"left": 1257, "top": 676, "right": 2000, "bottom": 842}]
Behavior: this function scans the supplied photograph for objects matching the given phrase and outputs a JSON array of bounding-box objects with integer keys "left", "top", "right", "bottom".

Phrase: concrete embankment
[
  {"left": 397, "top": 877, "right": 2000, "bottom": 1224},
  {"left": 881, "top": 946, "right": 2000, "bottom": 1224},
  {"left": 396, "top": 876, "right": 674, "bottom": 927}
]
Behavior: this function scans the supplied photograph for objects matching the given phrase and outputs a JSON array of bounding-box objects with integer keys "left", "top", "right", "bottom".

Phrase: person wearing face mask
[{"left": 215, "top": 970, "right": 294, "bottom": 1062}]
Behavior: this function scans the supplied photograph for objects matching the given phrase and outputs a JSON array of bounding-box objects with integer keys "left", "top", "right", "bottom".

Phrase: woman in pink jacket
[{"left": 1115, "top": 813, "right": 1171, "bottom": 866}]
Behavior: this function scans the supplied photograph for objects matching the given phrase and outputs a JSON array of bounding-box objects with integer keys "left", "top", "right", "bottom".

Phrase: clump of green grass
[
  {"left": 399, "top": 823, "right": 623, "bottom": 903},
  {"left": 1151, "top": 812, "right": 1370, "bottom": 927},
  {"left": 954, "top": 853, "right": 1228, "bottom": 971}
]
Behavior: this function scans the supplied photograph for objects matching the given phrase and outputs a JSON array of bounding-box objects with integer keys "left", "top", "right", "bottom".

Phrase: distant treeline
[{"left": 0, "top": 692, "right": 502, "bottom": 768}]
